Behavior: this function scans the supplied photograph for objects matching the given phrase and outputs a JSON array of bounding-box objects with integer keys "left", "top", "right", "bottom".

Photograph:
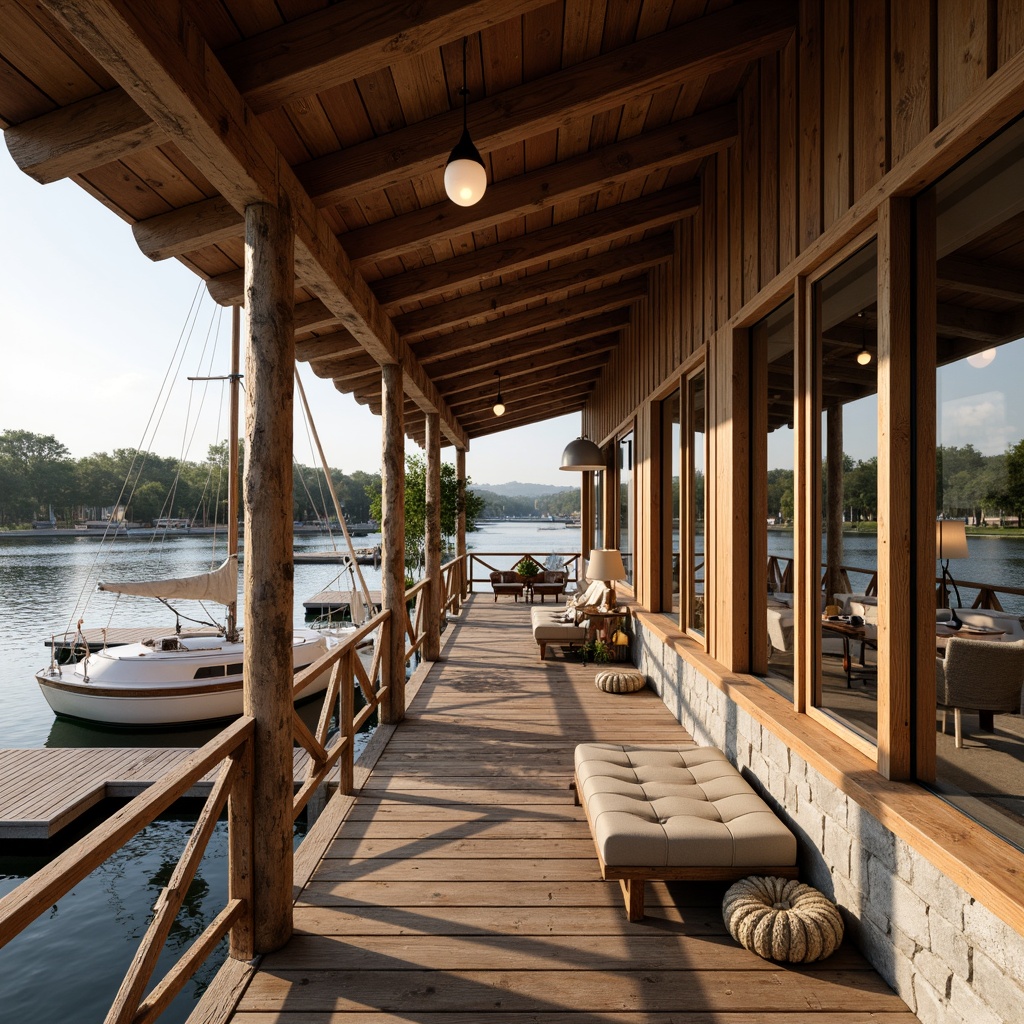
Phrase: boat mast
[
  {"left": 294, "top": 369, "right": 376, "bottom": 620},
  {"left": 226, "top": 305, "right": 241, "bottom": 641}
]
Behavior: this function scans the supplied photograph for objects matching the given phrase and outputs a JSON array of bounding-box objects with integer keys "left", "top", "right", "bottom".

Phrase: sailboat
[{"left": 35, "top": 308, "right": 334, "bottom": 727}]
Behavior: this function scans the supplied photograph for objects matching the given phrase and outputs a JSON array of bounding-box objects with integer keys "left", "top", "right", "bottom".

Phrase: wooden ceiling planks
[{"left": 1, "top": 0, "right": 801, "bottom": 448}]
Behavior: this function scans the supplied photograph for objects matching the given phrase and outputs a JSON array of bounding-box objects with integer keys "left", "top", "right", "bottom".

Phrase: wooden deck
[
  {"left": 223, "top": 595, "right": 919, "bottom": 1023},
  {"left": 0, "top": 747, "right": 322, "bottom": 840}
]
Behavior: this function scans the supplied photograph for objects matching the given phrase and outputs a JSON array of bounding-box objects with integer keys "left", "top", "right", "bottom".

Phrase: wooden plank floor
[
  {"left": 0, "top": 747, "right": 318, "bottom": 839},
  {"left": 227, "top": 594, "right": 920, "bottom": 1024}
]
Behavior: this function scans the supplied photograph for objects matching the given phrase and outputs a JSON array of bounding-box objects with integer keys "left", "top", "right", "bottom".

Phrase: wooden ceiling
[{"left": 1, "top": 0, "right": 798, "bottom": 449}]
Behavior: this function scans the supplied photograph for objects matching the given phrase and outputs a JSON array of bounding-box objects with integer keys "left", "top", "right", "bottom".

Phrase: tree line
[{"left": 765, "top": 443, "right": 1024, "bottom": 525}]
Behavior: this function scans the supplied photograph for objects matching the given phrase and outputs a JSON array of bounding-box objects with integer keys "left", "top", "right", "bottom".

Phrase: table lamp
[
  {"left": 936, "top": 520, "right": 969, "bottom": 630},
  {"left": 587, "top": 548, "right": 627, "bottom": 611}
]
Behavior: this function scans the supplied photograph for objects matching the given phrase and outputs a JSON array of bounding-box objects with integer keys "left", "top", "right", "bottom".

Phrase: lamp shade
[
  {"left": 444, "top": 130, "right": 487, "bottom": 206},
  {"left": 560, "top": 436, "right": 605, "bottom": 471},
  {"left": 936, "top": 520, "right": 969, "bottom": 561},
  {"left": 587, "top": 548, "right": 627, "bottom": 583}
]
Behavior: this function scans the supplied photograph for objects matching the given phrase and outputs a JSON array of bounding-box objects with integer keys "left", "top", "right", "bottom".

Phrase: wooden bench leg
[
  {"left": 619, "top": 878, "right": 645, "bottom": 921},
  {"left": 538, "top": 641, "right": 547, "bottom": 660}
]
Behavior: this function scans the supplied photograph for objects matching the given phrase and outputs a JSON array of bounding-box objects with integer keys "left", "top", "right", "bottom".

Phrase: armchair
[
  {"left": 935, "top": 637, "right": 1024, "bottom": 748},
  {"left": 489, "top": 570, "right": 525, "bottom": 602},
  {"left": 532, "top": 569, "right": 567, "bottom": 602}
]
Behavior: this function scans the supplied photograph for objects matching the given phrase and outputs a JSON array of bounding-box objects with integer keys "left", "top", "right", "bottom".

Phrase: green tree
[
  {"left": 368, "top": 455, "right": 485, "bottom": 573},
  {"left": 0, "top": 429, "right": 73, "bottom": 525}
]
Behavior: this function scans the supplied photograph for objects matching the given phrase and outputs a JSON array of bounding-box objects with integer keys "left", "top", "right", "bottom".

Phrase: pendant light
[
  {"left": 492, "top": 370, "right": 505, "bottom": 416},
  {"left": 559, "top": 435, "right": 605, "bottom": 471},
  {"left": 856, "top": 342, "right": 872, "bottom": 366},
  {"left": 444, "top": 37, "right": 487, "bottom": 207}
]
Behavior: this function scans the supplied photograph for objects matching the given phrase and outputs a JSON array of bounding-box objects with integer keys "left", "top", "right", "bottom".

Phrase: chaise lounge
[{"left": 531, "top": 579, "right": 608, "bottom": 659}]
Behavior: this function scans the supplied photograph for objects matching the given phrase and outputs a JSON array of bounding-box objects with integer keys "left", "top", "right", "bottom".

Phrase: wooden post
[
  {"left": 456, "top": 447, "right": 467, "bottom": 606},
  {"left": 242, "top": 197, "right": 295, "bottom": 953},
  {"left": 423, "top": 411, "right": 442, "bottom": 661},
  {"left": 381, "top": 362, "right": 406, "bottom": 724}
]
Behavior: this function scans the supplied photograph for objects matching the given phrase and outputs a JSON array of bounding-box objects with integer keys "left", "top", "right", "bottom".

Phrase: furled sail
[{"left": 98, "top": 554, "right": 238, "bottom": 607}]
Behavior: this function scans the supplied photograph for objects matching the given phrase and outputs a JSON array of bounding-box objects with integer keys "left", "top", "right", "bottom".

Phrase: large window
[
  {"left": 618, "top": 430, "right": 634, "bottom": 586},
  {"left": 661, "top": 387, "right": 681, "bottom": 619},
  {"left": 813, "top": 240, "right": 879, "bottom": 744},
  {"left": 923, "top": 118, "right": 1024, "bottom": 850}
]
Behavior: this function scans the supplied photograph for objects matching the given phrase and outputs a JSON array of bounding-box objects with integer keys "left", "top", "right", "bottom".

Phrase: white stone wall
[{"left": 634, "top": 620, "right": 1024, "bottom": 1024}]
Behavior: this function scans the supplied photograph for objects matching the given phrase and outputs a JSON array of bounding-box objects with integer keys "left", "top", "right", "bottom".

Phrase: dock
[
  {"left": 42, "top": 626, "right": 222, "bottom": 657},
  {"left": 211, "top": 596, "right": 918, "bottom": 1024},
  {"left": 302, "top": 589, "right": 382, "bottom": 617},
  {"left": 0, "top": 747, "right": 330, "bottom": 840}
]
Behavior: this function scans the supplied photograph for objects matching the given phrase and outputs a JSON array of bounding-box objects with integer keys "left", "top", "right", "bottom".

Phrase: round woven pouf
[
  {"left": 722, "top": 876, "right": 844, "bottom": 963},
  {"left": 594, "top": 670, "right": 646, "bottom": 693}
]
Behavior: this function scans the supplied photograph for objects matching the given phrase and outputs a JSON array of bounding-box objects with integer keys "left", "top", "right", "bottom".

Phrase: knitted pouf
[
  {"left": 594, "top": 670, "right": 646, "bottom": 693},
  {"left": 722, "top": 875, "right": 844, "bottom": 962}
]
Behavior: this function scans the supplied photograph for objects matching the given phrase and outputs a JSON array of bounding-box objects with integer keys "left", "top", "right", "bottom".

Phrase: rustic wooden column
[
  {"left": 242, "top": 196, "right": 295, "bottom": 953},
  {"left": 381, "top": 362, "right": 406, "bottom": 723},
  {"left": 580, "top": 472, "right": 594, "bottom": 571},
  {"left": 423, "top": 411, "right": 442, "bottom": 661},
  {"left": 456, "top": 447, "right": 467, "bottom": 606}
]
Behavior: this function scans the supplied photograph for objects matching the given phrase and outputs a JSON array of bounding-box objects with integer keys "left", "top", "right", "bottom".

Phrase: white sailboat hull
[{"left": 36, "top": 629, "right": 333, "bottom": 726}]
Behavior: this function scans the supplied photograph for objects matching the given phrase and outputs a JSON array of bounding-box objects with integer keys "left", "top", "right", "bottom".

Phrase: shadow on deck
[{"left": 215, "top": 594, "right": 919, "bottom": 1023}]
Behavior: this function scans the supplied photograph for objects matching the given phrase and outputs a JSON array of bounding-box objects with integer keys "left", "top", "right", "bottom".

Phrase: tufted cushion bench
[
  {"left": 574, "top": 742, "right": 798, "bottom": 920},
  {"left": 531, "top": 580, "right": 609, "bottom": 660}
]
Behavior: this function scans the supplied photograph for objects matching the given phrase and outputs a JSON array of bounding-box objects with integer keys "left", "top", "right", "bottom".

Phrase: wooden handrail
[
  {"left": 467, "top": 551, "right": 582, "bottom": 593},
  {"left": 0, "top": 718, "right": 254, "bottom": 1024}
]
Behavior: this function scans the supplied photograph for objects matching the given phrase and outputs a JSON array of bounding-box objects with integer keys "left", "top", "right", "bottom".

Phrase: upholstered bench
[{"left": 573, "top": 742, "right": 798, "bottom": 920}]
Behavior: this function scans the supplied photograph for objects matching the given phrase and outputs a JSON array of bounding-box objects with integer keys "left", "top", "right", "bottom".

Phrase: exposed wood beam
[
  {"left": 298, "top": 1, "right": 797, "bottom": 203},
  {"left": 457, "top": 383, "right": 597, "bottom": 425},
  {"left": 428, "top": 314, "right": 630, "bottom": 382},
  {"left": 412, "top": 280, "right": 646, "bottom": 364},
  {"left": 38, "top": 0, "right": 466, "bottom": 447},
  {"left": 469, "top": 404, "right": 587, "bottom": 438},
  {"left": 937, "top": 255, "right": 1024, "bottom": 303},
  {"left": 447, "top": 367, "right": 599, "bottom": 412},
  {"left": 437, "top": 338, "right": 616, "bottom": 397},
  {"left": 5, "top": 87, "right": 164, "bottom": 183},
  {"left": 375, "top": 184, "right": 699, "bottom": 310},
  {"left": 936, "top": 302, "right": 1011, "bottom": 341},
  {"left": 294, "top": 298, "right": 341, "bottom": 335},
  {"left": 6, "top": 0, "right": 551, "bottom": 183},
  {"left": 133, "top": 195, "right": 241, "bottom": 261},
  {"left": 460, "top": 393, "right": 590, "bottom": 430},
  {"left": 218, "top": 0, "right": 551, "bottom": 114},
  {"left": 295, "top": 330, "right": 363, "bottom": 364},
  {"left": 340, "top": 108, "right": 736, "bottom": 264},
  {"left": 392, "top": 235, "right": 671, "bottom": 340}
]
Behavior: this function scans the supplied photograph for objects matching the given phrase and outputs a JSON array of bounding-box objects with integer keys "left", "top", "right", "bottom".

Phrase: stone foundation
[{"left": 634, "top": 619, "right": 1024, "bottom": 1024}]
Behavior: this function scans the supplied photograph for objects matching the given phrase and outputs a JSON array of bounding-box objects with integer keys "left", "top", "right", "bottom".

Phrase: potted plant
[
  {"left": 581, "top": 638, "right": 612, "bottom": 664},
  {"left": 513, "top": 557, "right": 541, "bottom": 581}
]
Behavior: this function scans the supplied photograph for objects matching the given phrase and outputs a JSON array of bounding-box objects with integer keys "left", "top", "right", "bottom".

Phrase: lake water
[
  {"left": 4, "top": 520, "right": 1023, "bottom": 1022},
  {"left": 0, "top": 521, "right": 581, "bottom": 1024}
]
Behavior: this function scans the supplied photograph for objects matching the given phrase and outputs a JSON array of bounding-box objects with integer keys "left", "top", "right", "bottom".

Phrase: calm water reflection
[{"left": 0, "top": 522, "right": 581, "bottom": 1023}]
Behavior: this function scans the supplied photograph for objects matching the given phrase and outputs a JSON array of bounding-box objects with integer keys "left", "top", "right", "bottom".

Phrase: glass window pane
[
  {"left": 619, "top": 431, "right": 634, "bottom": 586},
  {"left": 687, "top": 371, "right": 706, "bottom": 636}
]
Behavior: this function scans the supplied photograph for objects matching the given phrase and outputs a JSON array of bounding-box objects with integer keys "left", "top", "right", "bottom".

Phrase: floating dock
[
  {"left": 302, "top": 590, "right": 382, "bottom": 617},
  {"left": 0, "top": 747, "right": 331, "bottom": 840}
]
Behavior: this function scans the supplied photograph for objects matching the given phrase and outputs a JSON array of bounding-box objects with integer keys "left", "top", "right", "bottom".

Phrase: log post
[
  {"left": 381, "top": 362, "right": 406, "bottom": 723},
  {"left": 456, "top": 447, "right": 467, "bottom": 605},
  {"left": 242, "top": 197, "right": 295, "bottom": 953},
  {"left": 423, "top": 411, "right": 442, "bottom": 661}
]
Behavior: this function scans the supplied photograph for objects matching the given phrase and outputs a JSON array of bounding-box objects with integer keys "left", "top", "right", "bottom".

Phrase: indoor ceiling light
[
  {"left": 967, "top": 348, "right": 996, "bottom": 368},
  {"left": 559, "top": 436, "right": 605, "bottom": 471},
  {"left": 444, "top": 38, "right": 487, "bottom": 207},
  {"left": 856, "top": 343, "right": 872, "bottom": 366},
  {"left": 492, "top": 370, "right": 505, "bottom": 417}
]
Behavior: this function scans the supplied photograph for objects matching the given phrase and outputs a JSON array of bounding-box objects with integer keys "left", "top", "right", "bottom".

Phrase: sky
[{"left": 0, "top": 145, "right": 582, "bottom": 489}]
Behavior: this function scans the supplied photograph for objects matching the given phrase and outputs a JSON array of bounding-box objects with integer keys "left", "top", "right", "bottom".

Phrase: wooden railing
[
  {"left": 766, "top": 554, "right": 1024, "bottom": 611},
  {"left": 468, "top": 551, "right": 582, "bottom": 593},
  {"left": 0, "top": 555, "right": 465, "bottom": 1024},
  {"left": 0, "top": 718, "right": 255, "bottom": 1024}
]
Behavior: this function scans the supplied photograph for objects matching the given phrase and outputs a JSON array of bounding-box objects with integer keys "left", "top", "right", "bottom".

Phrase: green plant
[
  {"left": 513, "top": 557, "right": 541, "bottom": 579},
  {"left": 582, "top": 638, "right": 612, "bottom": 664}
]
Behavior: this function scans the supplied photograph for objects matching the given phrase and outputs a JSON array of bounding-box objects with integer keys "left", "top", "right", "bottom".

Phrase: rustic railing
[
  {"left": 767, "top": 554, "right": 1024, "bottom": 612},
  {"left": 0, "top": 718, "right": 255, "bottom": 1024},
  {"left": 468, "top": 551, "right": 582, "bottom": 593}
]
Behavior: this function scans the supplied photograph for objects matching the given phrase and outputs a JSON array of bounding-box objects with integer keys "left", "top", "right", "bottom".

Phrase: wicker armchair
[
  {"left": 489, "top": 570, "right": 525, "bottom": 602},
  {"left": 532, "top": 569, "right": 567, "bottom": 602},
  {"left": 935, "top": 637, "right": 1024, "bottom": 748}
]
